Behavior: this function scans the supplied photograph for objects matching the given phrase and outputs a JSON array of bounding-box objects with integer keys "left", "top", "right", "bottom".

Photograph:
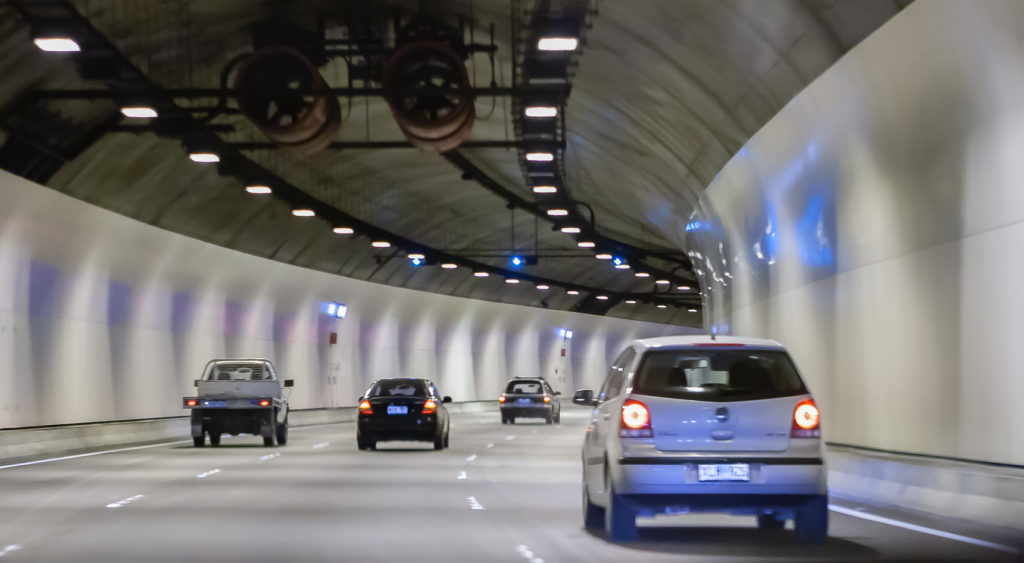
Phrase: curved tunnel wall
[
  {"left": 0, "top": 170, "right": 691, "bottom": 428},
  {"left": 684, "top": 0, "right": 1024, "bottom": 465}
]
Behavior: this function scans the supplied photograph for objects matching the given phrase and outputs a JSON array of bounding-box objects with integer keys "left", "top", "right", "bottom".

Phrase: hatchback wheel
[
  {"left": 795, "top": 496, "right": 829, "bottom": 544},
  {"left": 582, "top": 481, "right": 604, "bottom": 530},
  {"left": 604, "top": 481, "right": 637, "bottom": 541},
  {"left": 757, "top": 513, "right": 786, "bottom": 531}
]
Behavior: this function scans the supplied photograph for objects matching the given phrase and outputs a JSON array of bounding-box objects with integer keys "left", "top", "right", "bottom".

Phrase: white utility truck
[{"left": 183, "top": 359, "right": 293, "bottom": 447}]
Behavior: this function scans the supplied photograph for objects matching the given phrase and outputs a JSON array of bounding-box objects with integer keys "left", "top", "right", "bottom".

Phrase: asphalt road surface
[{"left": 0, "top": 408, "right": 1019, "bottom": 562}]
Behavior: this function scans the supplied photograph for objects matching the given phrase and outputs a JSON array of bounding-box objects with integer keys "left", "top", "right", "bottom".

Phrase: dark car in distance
[
  {"left": 357, "top": 378, "right": 451, "bottom": 450},
  {"left": 498, "top": 378, "right": 561, "bottom": 424}
]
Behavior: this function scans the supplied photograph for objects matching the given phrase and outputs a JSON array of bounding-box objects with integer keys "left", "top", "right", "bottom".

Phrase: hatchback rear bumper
[
  {"left": 622, "top": 493, "right": 826, "bottom": 518},
  {"left": 612, "top": 457, "right": 826, "bottom": 497},
  {"left": 500, "top": 405, "right": 552, "bottom": 416}
]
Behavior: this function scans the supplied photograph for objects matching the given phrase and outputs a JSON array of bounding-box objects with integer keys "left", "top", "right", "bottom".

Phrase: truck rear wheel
[
  {"left": 193, "top": 436, "right": 204, "bottom": 447},
  {"left": 261, "top": 409, "right": 276, "bottom": 446},
  {"left": 276, "top": 416, "right": 288, "bottom": 446},
  {"left": 208, "top": 431, "right": 221, "bottom": 446}
]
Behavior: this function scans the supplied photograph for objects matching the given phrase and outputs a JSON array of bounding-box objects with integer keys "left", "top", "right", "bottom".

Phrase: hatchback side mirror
[
  {"left": 572, "top": 389, "right": 595, "bottom": 406},
  {"left": 442, "top": 396, "right": 453, "bottom": 403},
  {"left": 554, "top": 391, "right": 562, "bottom": 396},
  {"left": 283, "top": 380, "right": 294, "bottom": 388}
]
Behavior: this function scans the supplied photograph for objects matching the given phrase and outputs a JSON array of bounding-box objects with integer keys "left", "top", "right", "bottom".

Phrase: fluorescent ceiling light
[
  {"left": 655, "top": 279, "right": 670, "bottom": 285},
  {"left": 120, "top": 106, "right": 158, "bottom": 119},
  {"left": 407, "top": 253, "right": 425, "bottom": 260},
  {"left": 371, "top": 241, "right": 390, "bottom": 248},
  {"left": 246, "top": 185, "right": 272, "bottom": 195},
  {"left": 34, "top": 37, "right": 80, "bottom": 52},
  {"left": 547, "top": 209, "right": 569, "bottom": 216},
  {"left": 525, "top": 106, "right": 558, "bottom": 118},
  {"left": 526, "top": 152, "right": 554, "bottom": 162},
  {"left": 537, "top": 37, "right": 578, "bottom": 51},
  {"left": 596, "top": 295, "right": 608, "bottom": 300},
  {"left": 566, "top": 290, "right": 580, "bottom": 295},
  {"left": 560, "top": 227, "right": 581, "bottom": 234},
  {"left": 687, "top": 308, "right": 698, "bottom": 313},
  {"left": 333, "top": 227, "right": 354, "bottom": 234},
  {"left": 577, "top": 241, "right": 596, "bottom": 248},
  {"left": 473, "top": 271, "right": 489, "bottom": 277},
  {"left": 505, "top": 278, "right": 520, "bottom": 284},
  {"left": 615, "top": 264, "right": 631, "bottom": 270},
  {"left": 292, "top": 209, "right": 315, "bottom": 217},
  {"left": 656, "top": 304, "right": 667, "bottom": 309},
  {"left": 625, "top": 300, "right": 637, "bottom": 304},
  {"left": 533, "top": 185, "right": 558, "bottom": 194},
  {"left": 595, "top": 253, "right": 612, "bottom": 260},
  {"left": 676, "top": 285, "right": 691, "bottom": 291},
  {"left": 634, "top": 272, "right": 650, "bottom": 278},
  {"left": 188, "top": 152, "right": 219, "bottom": 163},
  {"left": 441, "top": 263, "right": 458, "bottom": 269},
  {"left": 536, "top": 284, "right": 550, "bottom": 290}
]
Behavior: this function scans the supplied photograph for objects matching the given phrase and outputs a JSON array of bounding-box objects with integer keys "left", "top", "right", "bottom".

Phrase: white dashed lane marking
[
  {"left": 0, "top": 545, "right": 22, "bottom": 558},
  {"left": 196, "top": 469, "right": 221, "bottom": 479},
  {"left": 106, "top": 494, "right": 144, "bottom": 509},
  {"left": 258, "top": 452, "right": 281, "bottom": 462},
  {"left": 456, "top": 471, "right": 468, "bottom": 480},
  {"left": 466, "top": 496, "right": 485, "bottom": 510},
  {"left": 829, "top": 504, "right": 1020, "bottom": 554},
  {"left": 516, "top": 544, "right": 544, "bottom": 563},
  {"left": 312, "top": 442, "right": 329, "bottom": 449},
  {"left": 465, "top": 454, "right": 477, "bottom": 462}
]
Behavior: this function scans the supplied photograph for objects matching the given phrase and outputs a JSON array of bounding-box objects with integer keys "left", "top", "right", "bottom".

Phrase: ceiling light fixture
[
  {"left": 625, "top": 300, "right": 637, "bottom": 304},
  {"left": 526, "top": 152, "right": 554, "bottom": 162},
  {"left": 505, "top": 278, "right": 520, "bottom": 284},
  {"left": 407, "top": 253, "right": 425, "bottom": 260},
  {"left": 688, "top": 308, "right": 698, "bottom": 313},
  {"left": 537, "top": 37, "right": 578, "bottom": 51},
  {"left": 577, "top": 241, "right": 596, "bottom": 248},
  {"left": 567, "top": 290, "right": 580, "bottom": 295},
  {"left": 188, "top": 152, "right": 219, "bottom": 163},
  {"left": 546, "top": 209, "right": 569, "bottom": 216},
  {"left": 333, "top": 227, "right": 354, "bottom": 234},
  {"left": 291, "top": 209, "right": 315, "bottom": 217},
  {"left": 595, "top": 253, "right": 612, "bottom": 260},
  {"left": 656, "top": 304, "right": 668, "bottom": 309},
  {"left": 524, "top": 106, "right": 558, "bottom": 118},
  {"left": 596, "top": 295, "right": 609, "bottom": 300},
  {"left": 33, "top": 37, "right": 80, "bottom": 52},
  {"left": 246, "top": 185, "right": 272, "bottom": 195},
  {"left": 615, "top": 263, "right": 631, "bottom": 270},
  {"left": 655, "top": 279, "right": 670, "bottom": 285},
  {"left": 635, "top": 272, "right": 650, "bottom": 278},
  {"left": 677, "top": 285, "right": 692, "bottom": 291},
  {"left": 120, "top": 106, "right": 158, "bottom": 119},
  {"left": 536, "top": 284, "right": 550, "bottom": 290},
  {"left": 533, "top": 185, "right": 558, "bottom": 194},
  {"left": 371, "top": 241, "right": 390, "bottom": 248},
  {"left": 441, "top": 263, "right": 458, "bottom": 269},
  {"left": 473, "top": 271, "right": 490, "bottom": 277},
  {"left": 560, "top": 226, "right": 581, "bottom": 234}
]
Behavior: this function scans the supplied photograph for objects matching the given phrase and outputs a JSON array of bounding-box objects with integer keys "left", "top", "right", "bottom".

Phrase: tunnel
[{"left": 0, "top": 0, "right": 1021, "bottom": 561}]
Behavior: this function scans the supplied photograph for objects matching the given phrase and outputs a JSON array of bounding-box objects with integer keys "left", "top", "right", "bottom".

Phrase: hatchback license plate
[
  {"left": 698, "top": 463, "right": 750, "bottom": 482},
  {"left": 516, "top": 398, "right": 531, "bottom": 405},
  {"left": 387, "top": 405, "right": 408, "bottom": 415}
]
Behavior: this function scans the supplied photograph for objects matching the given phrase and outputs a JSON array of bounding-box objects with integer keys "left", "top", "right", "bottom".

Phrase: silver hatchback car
[{"left": 576, "top": 335, "right": 827, "bottom": 543}]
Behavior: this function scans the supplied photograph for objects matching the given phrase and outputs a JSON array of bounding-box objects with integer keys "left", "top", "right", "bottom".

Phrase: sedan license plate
[
  {"left": 698, "top": 463, "right": 750, "bottom": 482},
  {"left": 203, "top": 400, "right": 226, "bottom": 407},
  {"left": 387, "top": 405, "right": 408, "bottom": 415}
]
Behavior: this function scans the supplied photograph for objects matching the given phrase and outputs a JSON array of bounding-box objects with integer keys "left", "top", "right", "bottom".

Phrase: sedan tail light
[
  {"left": 620, "top": 399, "right": 653, "bottom": 438},
  {"left": 422, "top": 399, "right": 437, "bottom": 414},
  {"left": 359, "top": 400, "right": 373, "bottom": 415},
  {"left": 791, "top": 398, "right": 821, "bottom": 438}
]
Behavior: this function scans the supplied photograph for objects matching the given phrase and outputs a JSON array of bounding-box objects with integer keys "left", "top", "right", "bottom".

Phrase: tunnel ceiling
[{"left": 0, "top": 0, "right": 908, "bottom": 326}]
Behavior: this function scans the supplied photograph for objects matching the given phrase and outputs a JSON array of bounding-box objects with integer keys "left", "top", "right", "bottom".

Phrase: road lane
[{"left": 0, "top": 408, "right": 1018, "bottom": 562}]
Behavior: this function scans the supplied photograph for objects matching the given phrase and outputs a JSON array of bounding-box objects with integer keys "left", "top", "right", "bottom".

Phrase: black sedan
[{"left": 357, "top": 378, "right": 451, "bottom": 450}]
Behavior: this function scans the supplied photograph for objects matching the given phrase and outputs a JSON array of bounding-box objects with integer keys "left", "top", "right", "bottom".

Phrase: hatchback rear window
[
  {"left": 506, "top": 381, "right": 543, "bottom": 394},
  {"left": 632, "top": 349, "right": 807, "bottom": 401},
  {"left": 368, "top": 380, "right": 428, "bottom": 398}
]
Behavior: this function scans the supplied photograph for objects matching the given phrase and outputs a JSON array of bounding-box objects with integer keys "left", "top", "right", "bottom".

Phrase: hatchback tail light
[
  {"left": 542, "top": 395, "right": 551, "bottom": 403},
  {"left": 359, "top": 400, "right": 373, "bottom": 415},
  {"left": 620, "top": 399, "right": 653, "bottom": 438},
  {"left": 422, "top": 399, "right": 437, "bottom": 414},
  {"left": 791, "top": 399, "right": 821, "bottom": 438},
  {"left": 498, "top": 395, "right": 506, "bottom": 403}
]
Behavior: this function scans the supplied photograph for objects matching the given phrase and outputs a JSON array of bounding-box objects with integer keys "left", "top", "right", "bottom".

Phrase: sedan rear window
[
  {"left": 368, "top": 380, "right": 428, "bottom": 398},
  {"left": 505, "top": 381, "right": 543, "bottom": 394},
  {"left": 633, "top": 349, "right": 807, "bottom": 402}
]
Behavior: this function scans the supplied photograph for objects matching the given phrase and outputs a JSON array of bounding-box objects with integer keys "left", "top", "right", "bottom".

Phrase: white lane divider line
[
  {"left": 196, "top": 469, "right": 221, "bottom": 479},
  {"left": 0, "top": 440, "right": 191, "bottom": 471},
  {"left": 485, "top": 443, "right": 495, "bottom": 449},
  {"left": 828, "top": 504, "right": 1020, "bottom": 554},
  {"left": 106, "top": 494, "right": 144, "bottom": 509},
  {"left": 465, "top": 454, "right": 478, "bottom": 462},
  {"left": 258, "top": 452, "right": 282, "bottom": 462},
  {"left": 516, "top": 544, "right": 544, "bottom": 563},
  {"left": 456, "top": 471, "right": 468, "bottom": 480},
  {"left": 312, "top": 442, "right": 330, "bottom": 449},
  {"left": 504, "top": 435, "right": 515, "bottom": 441},
  {"left": 0, "top": 545, "right": 22, "bottom": 557},
  {"left": 466, "top": 496, "right": 485, "bottom": 510}
]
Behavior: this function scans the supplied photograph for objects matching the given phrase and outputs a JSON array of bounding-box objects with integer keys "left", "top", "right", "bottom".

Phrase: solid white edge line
[
  {"left": 0, "top": 440, "right": 192, "bottom": 470},
  {"left": 828, "top": 504, "right": 1020, "bottom": 554}
]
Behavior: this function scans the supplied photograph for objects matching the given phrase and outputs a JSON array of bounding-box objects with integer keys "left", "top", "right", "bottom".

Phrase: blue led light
[
  {"left": 410, "top": 257, "right": 423, "bottom": 267},
  {"left": 612, "top": 256, "right": 624, "bottom": 266},
  {"left": 511, "top": 255, "right": 524, "bottom": 268}
]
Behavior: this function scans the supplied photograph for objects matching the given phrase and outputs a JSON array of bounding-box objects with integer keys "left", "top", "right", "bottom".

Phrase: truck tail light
[
  {"left": 543, "top": 395, "right": 551, "bottom": 403},
  {"left": 258, "top": 399, "right": 271, "bottom": 407},
  {"left": 791, "top": 399, "right": 821, "bottom": 438},
  {"left": 620, "top": 399, "right": 653, "bottom": 438},
  {"left": 498, "top": 395, "right": 506, "bottom": 403},
  {"left": 185, "top": 399, "right": 198, "bottom": 407},
  {"left": 422, "top": 399, "right": 437, "bottom": 414},
  {"left": 359, "top": 400, "right": 373, "bottom": 415}
]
